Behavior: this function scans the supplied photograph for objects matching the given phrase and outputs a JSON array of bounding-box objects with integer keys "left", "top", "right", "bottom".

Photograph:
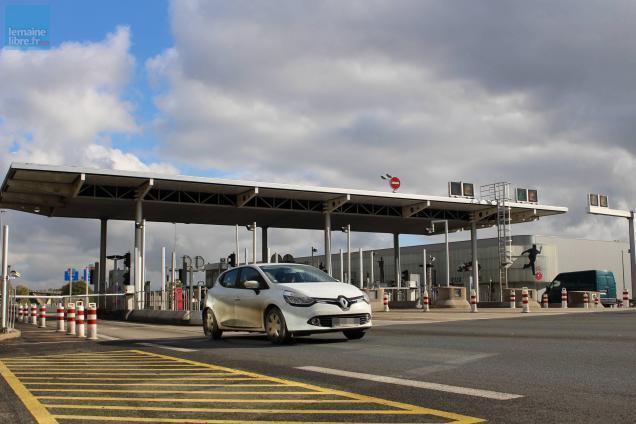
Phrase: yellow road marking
[
  {"left": 39, "top": 396, "right": 366, "bottom": 404},
  {"left": 9, "top": 365, "right": 205, "bottom": 369},
  {"left": 50, "top": 416, "right": 427, "bottom": 424},
  {"left": 24, "top": 382, "right": 289, "bottom": 387},
  {"left": 32, "top": 389, "right": 329, "bottom": 395},
  {"left": 132, "top": 349, "right": 484, "bottom": 424},
  {"left": 44, "top": 404, "right": 430, "bottom": 414},
  {"left": 0, "top": 360, "right": 58, "bottom": 424},
  {"left": 20, "top": 377, "right": 265, "bottom": 382},
  {"left": 14, "top": 372, "right": 259, "bottom": 377}
]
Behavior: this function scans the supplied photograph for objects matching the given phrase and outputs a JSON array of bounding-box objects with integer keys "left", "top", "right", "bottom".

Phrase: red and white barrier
[
  {"left": 56, "top": 303, "right": 65, "bottom": 332},
  {"left": 561, "top": 288, "right": 568, "bottom": 309},
  {"left": 31, "top": 304, "right": 38, "bottom": 325},
  {"left": 422, "top": 291, "right": 430, "bottom": 312},
  {"left": 66, "top": 303, "right": 76, "bottom": 336},
  {"left": 470, "top": 289, "right": 478, "bottom": 313},
  {"left": 509, "top": 293, "right": 516, "bottom": 309},
  {"left": 594, "top": 294, "right": 600, "bottom": 308},
  {"left": 383, "top": 292, "right": 390, "bottom": 312},
  {"left": 87, "top": 303, "right": 97, "bottom": 340},
  {"left": 583, "top": 292, "right": 589, "bottom": 309},
  {"left": 542, "top": 293, "right": 549, "bottom": 309},
  {"left": 39, "top": 304, "right": 47, "bottom": 328},
  {"left": 622, "top": 289, "right": 629, "bottom": 308},
  {"left": 521, "top": 288, "right": 530, "bottom": 313},
  {"left": 18, "top": 305, "right": 24, "bottom": 322},
  {"left": 76, "top": 302, "right": 85, "bottom": 338}
]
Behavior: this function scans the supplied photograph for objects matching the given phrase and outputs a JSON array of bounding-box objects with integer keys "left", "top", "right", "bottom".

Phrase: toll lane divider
[{"left": 0, "top": 349, "right": 485, "bottom": 424}]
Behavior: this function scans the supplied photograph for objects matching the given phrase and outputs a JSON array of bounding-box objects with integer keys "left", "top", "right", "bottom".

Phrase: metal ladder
[{"left": 480, "top": 183, "right": 513, "bottom": 294}]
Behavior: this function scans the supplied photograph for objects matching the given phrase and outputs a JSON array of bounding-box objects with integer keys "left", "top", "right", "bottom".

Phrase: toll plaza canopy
[{"left": 0, "top": 163, "right": 567, "bottom": 235}]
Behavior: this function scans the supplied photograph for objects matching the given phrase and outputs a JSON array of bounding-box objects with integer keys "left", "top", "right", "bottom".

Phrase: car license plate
[{"left": 333, "top": 317, "right": 358, "bottom": 327}]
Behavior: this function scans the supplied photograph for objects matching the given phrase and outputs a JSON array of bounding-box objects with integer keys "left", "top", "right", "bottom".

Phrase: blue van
[{"left": 545, "top": 270, "right": 617, "bottom": 306}]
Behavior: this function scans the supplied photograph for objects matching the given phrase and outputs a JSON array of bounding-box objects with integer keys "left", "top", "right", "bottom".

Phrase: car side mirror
[{"left": 244, "top": 280, "right": 260, "bottom": 290}]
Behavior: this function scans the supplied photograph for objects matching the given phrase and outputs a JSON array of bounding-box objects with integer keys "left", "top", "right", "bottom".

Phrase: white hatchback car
[{"left": 203, "top": 263, "right": 372, "bottom": 344}]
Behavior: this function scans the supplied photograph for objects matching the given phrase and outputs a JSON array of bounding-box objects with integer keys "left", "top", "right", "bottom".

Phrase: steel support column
[
  {"left": 261, "top": 226, "right": 268, "bottom": 263},
  {"left": 471, "top": 222, "right": 479, "bottom": 302},
  {"left": 99, "top": 219, "right": 107, "bottom": 310},
  {"left": 1, "top": 226, "right": 8, "bottom": 331},
  {"left": 394, "top": 233, "right": 401, "bottom": 288},
  {"left": 134, "top": 200, "right": 142, "bottom": 309},
  {"left": 324, "top": 212, "right": 332, "bottom": 276}
]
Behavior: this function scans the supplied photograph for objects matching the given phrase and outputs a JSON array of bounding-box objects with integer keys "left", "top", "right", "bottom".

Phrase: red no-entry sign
[
  {"left": 390, "top": 177, "right": 401, "bottom": 191},
  {"left": 535, "top": 271, "right": 543, "bottom": 281}
]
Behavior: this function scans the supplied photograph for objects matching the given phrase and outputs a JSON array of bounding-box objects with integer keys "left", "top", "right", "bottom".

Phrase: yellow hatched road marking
[
  {"left": 0, "top": 360, "right": 58, "bottom": 424},
  {"left": 3, "top": 349, "right": 485, "bottom": 424},
  {"left": 9, "top": 365, "right": 206, "bottom": 369},
  {"left": 39, "top": 396, "right": 365, "bottom": 404},
  {"left": 11, "top": 367, "right": 213, "bottom": 371}
]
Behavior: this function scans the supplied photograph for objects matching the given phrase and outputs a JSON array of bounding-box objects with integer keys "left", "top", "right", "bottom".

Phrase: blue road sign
[
  {"left": 72, "top": 269, "right": 79, "bottom": 281},
  {"left": 64, "top": 270, "right": 70, "bottom": 281}
]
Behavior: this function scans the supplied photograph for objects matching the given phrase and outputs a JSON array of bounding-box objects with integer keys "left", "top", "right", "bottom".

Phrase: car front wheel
[
  {"left": 265, "top": 307, "right": 291, "bottom": 344},
  {"left": 343, "top": 329, "right": 366, "bottom": 340},
  {"left": 203, "top": 309, "right": 223, "bottom": 340}
]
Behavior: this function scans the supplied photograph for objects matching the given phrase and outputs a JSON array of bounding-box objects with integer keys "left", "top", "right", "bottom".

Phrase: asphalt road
[{"left": 1, "top": 310, "right": 635, "bottom": 423}]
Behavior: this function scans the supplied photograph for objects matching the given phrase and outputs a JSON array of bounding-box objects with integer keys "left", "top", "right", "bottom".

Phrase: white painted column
[{"left": 324, "top": 212, "right": 332, "bottom": 276}]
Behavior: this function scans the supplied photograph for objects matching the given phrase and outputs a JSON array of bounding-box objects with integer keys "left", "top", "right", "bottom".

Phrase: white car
[{"left": 202, "top": 263, "right": 372, "bottom": 344}]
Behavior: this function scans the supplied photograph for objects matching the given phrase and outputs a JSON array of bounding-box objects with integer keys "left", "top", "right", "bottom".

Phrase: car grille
[{"left": 308, "top": 314, "right": 371, "bottom": 328}]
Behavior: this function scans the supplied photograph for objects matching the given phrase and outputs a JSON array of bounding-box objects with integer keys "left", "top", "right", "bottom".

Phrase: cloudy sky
[{"left": 1, "top": 0, "right": 635, "bottom": 289}]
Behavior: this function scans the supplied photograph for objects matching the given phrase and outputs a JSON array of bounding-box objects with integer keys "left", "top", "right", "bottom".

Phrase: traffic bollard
[
  {"left": 18, "top": 305, "right": 23, "bottom": 322},
  {"left": 594, "top": 294, "right": 600, "bottom": 308},
  {"left": 76, "top": 302, "right": 85, "bottom": 338},
  {"left": 470, "top": 289, "right": 478, "bottom": 313},
  {"left": 383, "top": 292, "right": 390, "bottom": 312},
  {"left": 622, "top": 289, "right": 629, "bottom": 308},
  {"left": 583, "top": 292, "right": 589, "bottom": 309},
  {"left": 521, "top": 287, "right": 530, "bottom": 313},
  {"left": 87, "top": 303, "right": 97, "bottom": 340},
  {"left": 66, "top": 303, "right": 76, "bottom": 336},
  {"left": 509, "top": 292, "right": 516, "bottom": 309},
  {"left": 39, "top": 304, "right": 47, "bottom": 328},
  {"left": 56, "top": 303, "right": 65, "bottom": 332},
  {"left": 561, "top": 288, "right": 568, "bottom": 308},
  {"left": 31, "top": 304, "right": 38, "bottom": 325},
  {"left": 542, "top": 293, "right": 549, "bottom": 308},
  {"left": 422, "top": 290, "right": 430, "bottom": 312}
]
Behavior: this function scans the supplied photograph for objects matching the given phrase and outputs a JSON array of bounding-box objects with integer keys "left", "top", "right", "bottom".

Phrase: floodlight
[
  {"left": 589, "top": 194, "right": 599, "bottom": 207},
  {"left": 528, "top": 189, "right": 538, "bottom": 203},
  {"left": 462, "top": 183, "right": 474, "bottom": 198},
  {"left": 516, "top": 188, "right": 528, "bottom": 202},
  {"left": 448, "top": 182, "right": 462, "bottom": 197},
  {"left": 599, "top": 195, "right": 608, "bottom": 208}
]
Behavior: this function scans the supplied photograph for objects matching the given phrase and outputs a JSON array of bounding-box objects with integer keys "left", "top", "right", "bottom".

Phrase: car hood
[{"left": 277, "top": 282, "right": 364, "bottom": 299}]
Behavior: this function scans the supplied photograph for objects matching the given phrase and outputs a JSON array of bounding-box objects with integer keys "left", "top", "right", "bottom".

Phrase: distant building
[{"left": 297, "top": 235, "right": 630, "bottom": 301}]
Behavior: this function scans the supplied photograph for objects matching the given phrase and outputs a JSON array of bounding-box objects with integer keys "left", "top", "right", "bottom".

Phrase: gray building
[{"left": 297, "top": 235, "right": 630, "bottom": 301}]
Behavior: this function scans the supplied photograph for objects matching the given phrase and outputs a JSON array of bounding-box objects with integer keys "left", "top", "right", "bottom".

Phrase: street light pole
[{"left": 1, "top": 225, "right": 8, "bottom": 331}]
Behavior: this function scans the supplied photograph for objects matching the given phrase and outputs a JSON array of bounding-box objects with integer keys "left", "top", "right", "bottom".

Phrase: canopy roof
[{"left": 0, "top": 163, "right": 567, "bottom": 235}]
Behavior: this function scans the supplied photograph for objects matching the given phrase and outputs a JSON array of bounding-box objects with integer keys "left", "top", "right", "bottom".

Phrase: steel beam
[{"left": 237, "top": 187, "right": 259, "bottom": 207}]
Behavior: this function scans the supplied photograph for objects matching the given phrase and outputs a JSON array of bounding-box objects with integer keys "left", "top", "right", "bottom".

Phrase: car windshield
[{"left": 259, "top": 264, "right": 339, "bottom": 284}]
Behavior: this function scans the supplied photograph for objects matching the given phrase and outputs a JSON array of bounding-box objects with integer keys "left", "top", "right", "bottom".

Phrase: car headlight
[
  {"left": 283, "top": 290, "right": 315, "bottom": 306},
  {"left": 362, "top": 292, "right": 370, "bottom": 304}
]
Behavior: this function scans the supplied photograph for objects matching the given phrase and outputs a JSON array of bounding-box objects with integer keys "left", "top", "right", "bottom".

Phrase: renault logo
[{"left": 337, "top": 296, "right": 349, "bottom": 310}]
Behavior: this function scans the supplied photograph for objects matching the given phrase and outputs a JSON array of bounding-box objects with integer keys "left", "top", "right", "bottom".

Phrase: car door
[
  {"left": 234, "top": 267, "right": 269, "bottom": 329},
  {"left": 213, "top": 269, "right": 239, "bottom": 327}
]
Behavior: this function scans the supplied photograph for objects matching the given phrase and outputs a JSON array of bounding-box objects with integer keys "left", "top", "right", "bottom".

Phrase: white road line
[
  {"left": 137, "top": 342, "right": 197, "bottom": 352},
  {"left": 296, "top": 366, "right": 523, "bottom": 401},
  {"left": 97, "top": 334, "right": 121, "bottom": 341}
]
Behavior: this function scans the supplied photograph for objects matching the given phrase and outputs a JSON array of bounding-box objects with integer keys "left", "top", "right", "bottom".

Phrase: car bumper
[{"left": 283, "top": 301, "right": 372, "bottom": 333}]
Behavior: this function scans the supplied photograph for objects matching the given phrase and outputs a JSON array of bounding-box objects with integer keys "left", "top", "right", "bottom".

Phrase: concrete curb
[
  {"left": 125, "top": 310, "right": 203, "bottom": 326},
  {"left": 0, "top": 330, "right": 21, "bottom": 341}
]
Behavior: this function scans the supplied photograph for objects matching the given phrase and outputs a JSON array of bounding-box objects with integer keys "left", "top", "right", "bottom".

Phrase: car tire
[
  {"left": 203, "top": 309, "right": 223, "bottom": 340},
  {"left": 343, "top": 329, "right": 366, "bottom": 340},
  {"left": 265, "top": 307, "right": 291, "bottom": 344}
]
